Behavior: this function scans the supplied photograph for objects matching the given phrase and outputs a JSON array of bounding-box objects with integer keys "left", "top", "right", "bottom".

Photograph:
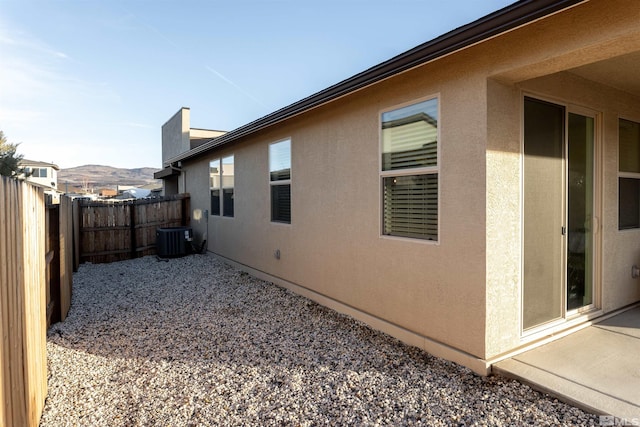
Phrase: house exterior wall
[
  {"left": 519, "top": 73, "right": 640, "bottom": 306},
  {"left": 173, "top": 0, "right": 640, "bottom": 371},
  {"left": 484, "top": 0, "right": 640, "bottom": 359},
  {"left": 184, "top": 60, "right": 490, "bottom": 365},
  {"left": 485, "top": 72, "right": 640, "bottom": 358},
  {"left": 21, "top": 163, "right": 58, "bottom": 190},
  {"left": 25, "top": 167, "right": 57, "bottom": 189},
  {"left": 162, "top": 108, "right": 190, "bottom": 166}
]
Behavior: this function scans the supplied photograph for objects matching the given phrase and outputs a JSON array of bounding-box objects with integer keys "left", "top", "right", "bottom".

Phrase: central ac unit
[{"left": 156, "top": 226, "right": 193, "bottom": 258}]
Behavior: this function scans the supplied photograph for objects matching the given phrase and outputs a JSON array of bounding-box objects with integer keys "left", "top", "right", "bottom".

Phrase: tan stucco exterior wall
[
  {"left": 484, "top": 0, "right": 640, "bottom": 358},
  {"left": 185, "top": 62, "right": 490, "bottom": 361},
  {"left": 174, "top": 0, "right": 640, "bottom": 370},
  {"left": 486, "top": 72, "right": 640, "bottom": 358}
]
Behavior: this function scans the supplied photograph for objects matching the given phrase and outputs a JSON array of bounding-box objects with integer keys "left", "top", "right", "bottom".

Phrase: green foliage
[{"left": 0, "top": 130, "right": 27, "bottom": 178}]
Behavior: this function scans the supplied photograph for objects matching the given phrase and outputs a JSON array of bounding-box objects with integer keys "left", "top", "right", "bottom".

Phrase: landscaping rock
[{"left": 40, "top": 254, "right": 598, "bottom": 426}]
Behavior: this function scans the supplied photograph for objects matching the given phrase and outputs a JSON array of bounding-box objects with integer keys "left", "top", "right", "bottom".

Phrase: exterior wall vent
[{"left": 156, "top": 226, "right": 193, "bottom": 258}]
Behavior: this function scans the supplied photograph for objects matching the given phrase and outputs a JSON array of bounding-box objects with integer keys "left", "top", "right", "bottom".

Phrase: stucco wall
[
  {"left": 483, "top": 0, "right": 640, "bottom": 358},
  {"left": 184, "top": 58, "right": 489, "bottom": 359},
  {"left": 485, "top": 72, "right": 640, "bottom": 358},
  {"left": 523, "top": 73, "right": 640, "bottom": 304},
  {"left": 162, "top": 108, "right": 190, "bottom": 166}
]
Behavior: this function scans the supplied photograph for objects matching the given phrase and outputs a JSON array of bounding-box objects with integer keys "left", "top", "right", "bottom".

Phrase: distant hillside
[{"left": 58, "top": 165, "right": 160, "bottom": 190}]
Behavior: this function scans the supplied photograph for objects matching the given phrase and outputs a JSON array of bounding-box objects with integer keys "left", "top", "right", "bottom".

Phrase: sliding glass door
[
  {"left": 567, "top": 113, "right": 594, "bottom": 311},
  {"left": 523, "top": 97, "right": 596, "bottom": 331}
]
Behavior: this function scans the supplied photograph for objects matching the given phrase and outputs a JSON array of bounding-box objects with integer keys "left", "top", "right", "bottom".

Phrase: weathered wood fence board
[
  {"left": 0, "top": 176, "right": 47, "bottom": 427},
  {"left": 59, "top": 196, "right": 73, "bottom": 322},
  {"left": 45, "top": 195, "right": 75, "bottom": 326},
  {"left": 79, "top": 194, "right": 190, "bottom": 264}
]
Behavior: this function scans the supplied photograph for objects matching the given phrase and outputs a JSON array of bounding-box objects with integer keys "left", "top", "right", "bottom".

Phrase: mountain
[{"left": 58, "top": 165, "right": 160, "bottom": 190}]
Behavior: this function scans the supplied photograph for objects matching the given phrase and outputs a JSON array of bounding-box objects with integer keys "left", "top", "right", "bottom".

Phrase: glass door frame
[{"left": 520, "top": 94, "right": 603, "bottom": 338}]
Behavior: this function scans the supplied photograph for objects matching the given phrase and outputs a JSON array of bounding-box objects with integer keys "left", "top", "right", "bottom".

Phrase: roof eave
[{"left": 167, "top": 0, "right": 585, "bottom": 165}]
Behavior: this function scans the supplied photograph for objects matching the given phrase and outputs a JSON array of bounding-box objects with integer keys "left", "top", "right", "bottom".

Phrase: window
[
  {"left": 209, "top": 155, "right": 234, "bottom": 217},
  {"left": 27, "top": 167, "right": 47, "bottom": 178},
  {"left": 619, "top": 118, "right": 640, "bottom": 229},
  {"left": 269, "top": 139, "right": 291, "bottom": 223},
  {"left": 380, "top": 98, "right": 439, "bottom": 241}
]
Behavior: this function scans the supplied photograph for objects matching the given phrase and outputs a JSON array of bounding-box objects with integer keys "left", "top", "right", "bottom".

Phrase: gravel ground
[{"left": 40, "top": 254, "right": 598, "bottom": 426}]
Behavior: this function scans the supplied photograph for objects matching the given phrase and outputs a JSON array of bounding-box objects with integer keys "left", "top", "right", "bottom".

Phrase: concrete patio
[{"left": 493, "top": 305, "right": 640, "bottom": 422}]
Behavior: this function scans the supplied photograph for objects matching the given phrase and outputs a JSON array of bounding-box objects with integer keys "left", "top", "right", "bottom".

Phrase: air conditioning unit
[{"left": 156, "top": 226, "right": 193, "bottom": 258}]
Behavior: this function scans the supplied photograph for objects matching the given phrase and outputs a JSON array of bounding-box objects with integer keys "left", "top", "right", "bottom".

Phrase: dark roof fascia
[{"left": 169, "top": 0, "right": 585, "bottom": 165}]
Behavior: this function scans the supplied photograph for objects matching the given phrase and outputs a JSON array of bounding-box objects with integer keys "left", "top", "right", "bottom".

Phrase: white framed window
[
  {"left": 269, "top": 139, "right": 291, "bottom": 223},
  {"left": 380, "top": 97, "right": 439, "bottom": 241},
  {"left": 619, "top": 118, "right": 640, "bottom": 229},
  {"left": 27, "top": 167, "right": 47, "bottom": 178},
  {"left": 210, "top": 155, "right": 234, "bottom": 217}
]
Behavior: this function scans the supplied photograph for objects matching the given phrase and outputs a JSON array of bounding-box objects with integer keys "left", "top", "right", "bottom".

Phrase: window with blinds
[
  {"left": 222, "top": 155, "right": 234, "bottom": 217},
  {"left": 210, "top": 159, "right": 221, "bottom": 216},
  {"left": 619, "top": 118, "right": 640, "bottom": 229},
  {"left": 270, "top": 139, "right": 291, "bottom": 223},
  {"left": 381, "top": 98, "right": 439, "bottom": 241}
]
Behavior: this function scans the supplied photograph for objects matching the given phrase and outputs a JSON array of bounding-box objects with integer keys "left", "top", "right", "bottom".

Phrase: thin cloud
[
  {"left": 0, "top": 30, "right": 69, "bottom": 60},
  {"left": 113, "top": 6, "right": 267, "bottom": 109},
  {"left": 205, "top": 65, "right": 266, "bottom": 107}
]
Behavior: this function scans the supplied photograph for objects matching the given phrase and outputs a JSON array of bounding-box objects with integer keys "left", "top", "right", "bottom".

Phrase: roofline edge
[{"left": 165, "top": 0, "right": 586, "bottom": 166}]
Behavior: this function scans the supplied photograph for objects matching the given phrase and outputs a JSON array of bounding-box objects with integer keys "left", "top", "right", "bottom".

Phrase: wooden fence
[
  {"left": 0, "top": 185, "right": 189, "bottom": 426},
  {"left": 0, "top": 176, "right": 48, "bottom": 427},
  {"left": 78, "top": 193, "right": 190, "bottom": 264},
  {"left": 45, "top": 196, "right": 75, "bottom": 327}
]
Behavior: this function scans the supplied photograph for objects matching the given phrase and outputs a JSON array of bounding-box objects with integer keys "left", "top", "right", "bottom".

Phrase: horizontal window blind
[
  {"left": 210, "top": 190, "right": 220, "bottom": 216},
  {"left": 210, "top": 159, "right": 221, "bottom": 215},
  {"left": 271, "top": 184, "right": 291, "bottom": 223},
  {"left": 383, "top": 174, "right": 438, "bottom": 240}
]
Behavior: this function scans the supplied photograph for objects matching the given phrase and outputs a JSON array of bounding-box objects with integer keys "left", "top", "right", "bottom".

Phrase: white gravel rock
[{"left": 40, "top": 254, "right": 598, "bottom": 426}]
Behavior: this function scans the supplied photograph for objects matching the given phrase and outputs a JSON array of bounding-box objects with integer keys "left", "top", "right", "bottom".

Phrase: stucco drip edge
[{"left": 212, "top": 253, "right": 491, "bottom": 376}]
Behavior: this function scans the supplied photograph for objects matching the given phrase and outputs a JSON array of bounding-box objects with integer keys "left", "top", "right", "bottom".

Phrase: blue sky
[{"left": 0, "top": 0, "right": 514, "bottom": 169}]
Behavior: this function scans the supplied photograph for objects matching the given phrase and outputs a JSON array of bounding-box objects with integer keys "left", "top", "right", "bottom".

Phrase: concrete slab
[
  {"left": 494, "top": 358, "right": 640, "bottom": 419},
  {"left": 493, "top": 308, "right": 640, "bottom": 421},
  {"left": 596, "top": 307, "right": 640, "bottom": 339}
]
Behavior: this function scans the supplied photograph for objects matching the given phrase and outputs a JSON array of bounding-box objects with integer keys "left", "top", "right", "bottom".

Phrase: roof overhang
[
  {"left": 166, "top": 0, "right": 586, "bottom": 165},
  {"left": 154, "top": 166, "right": 181, "bottom": 179}
]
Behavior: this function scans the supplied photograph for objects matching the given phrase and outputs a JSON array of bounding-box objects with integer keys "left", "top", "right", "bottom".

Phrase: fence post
[
  {"left": 59, "top": 196, "right": 73, "bottom": 321},
  {"left": 72, "top": 199, "right": 80, "bottom": 272},
  {"left": 130, "top": 201, "right": 137, "bottom": 259}
]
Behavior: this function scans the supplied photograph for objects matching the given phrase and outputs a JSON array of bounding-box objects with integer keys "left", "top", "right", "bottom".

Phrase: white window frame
[
  {"left": 618, "top": 116, "right": 640, "bottom": 231},
  {"left": 269, "top": 138, "right": 292, "bottom": 224},
  {"left": 379, "top": 95, "right": 441, "bottom": 243},
  {"left": 209, "top": 155, "right": 234, "bottom": 218}
]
